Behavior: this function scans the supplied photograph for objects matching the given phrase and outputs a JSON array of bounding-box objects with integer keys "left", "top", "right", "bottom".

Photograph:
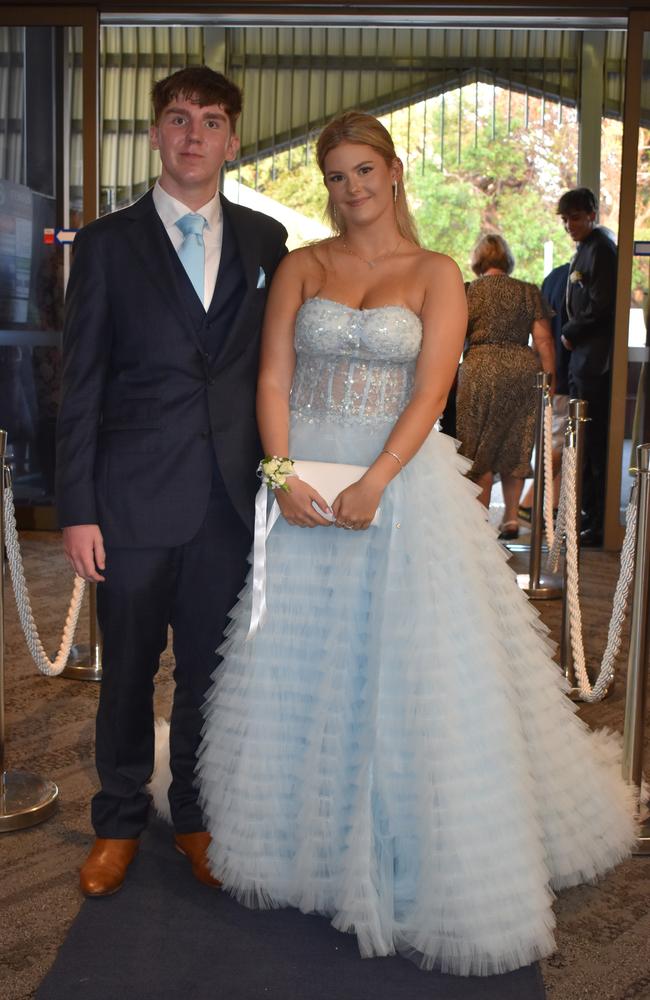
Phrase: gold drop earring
[{"left": 393, "top": 181, "right": 398, "bottom": 204}]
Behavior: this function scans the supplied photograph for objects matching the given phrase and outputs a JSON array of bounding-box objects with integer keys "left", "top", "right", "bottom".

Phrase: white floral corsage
[
  {"left": 569, "top": 270, "right": 583, "bottom": 284},
  {"left": 258, "top": 456, "right": 295, "bottom": 492}
]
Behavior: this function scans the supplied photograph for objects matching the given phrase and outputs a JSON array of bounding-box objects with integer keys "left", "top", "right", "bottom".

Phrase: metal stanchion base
[
  {"left": 504, "top": 542, "right": 531, "bottom": 555},
  {"left": 566, "top": 686, "right": 583, "bottom": 701},
  {"left": 633, "top": 818, "right": 650, "bottom": 856},
  {"left": 515, "top": 572, "right": 563, "bottom": 599},
  {"left": 506, "top": 548, "right": 564, "bottom": 599},
  {"left": 0, "top": 770, "right": 58, "bottom": 832},
  {"left": 565, "top": 680, "right": 615, "bottom": 702},
  {"left": 59, "top": 643, "right": 102, "bottom": 682}
]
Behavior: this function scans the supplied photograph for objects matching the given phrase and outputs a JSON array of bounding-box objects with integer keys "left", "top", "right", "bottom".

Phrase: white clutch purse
[
  {"left": 249, "top": 460, "right": 380, "bottom": 637},
  {"left": 292, "top": 459, "right": 380, "bottom": 525}
]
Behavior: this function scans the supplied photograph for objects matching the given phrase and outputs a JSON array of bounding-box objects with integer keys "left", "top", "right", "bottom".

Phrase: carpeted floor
[
  {"left": 1, "top": 531, "right": 650, "bottom": 1000},
  {"left": 34, "top": 818, "right": 546, "bottom": 1000}
]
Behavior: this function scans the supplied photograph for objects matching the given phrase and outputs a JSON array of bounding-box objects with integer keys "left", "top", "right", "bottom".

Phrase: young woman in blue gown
[{"left": 196, "top": 111, "right": 635, "bottom": 976}]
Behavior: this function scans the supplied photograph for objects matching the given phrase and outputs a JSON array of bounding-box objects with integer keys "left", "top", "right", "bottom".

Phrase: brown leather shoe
[
  {"left": 174, "top": 831, "right": 222, "bottom": 888},
  {"left": 79, "top": 837, "right": 139, "bottom": 897}
]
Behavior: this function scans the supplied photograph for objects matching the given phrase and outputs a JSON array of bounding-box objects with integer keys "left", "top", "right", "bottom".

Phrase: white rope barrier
[
  {"left": 542, "top": 395, "right": 555, "bottom": 551},
  {"left": 548, "top": 445, "right": 638, "bottom": 703},
  {"left": 2, "top": 481, "right": 85, "bottom": 677}
]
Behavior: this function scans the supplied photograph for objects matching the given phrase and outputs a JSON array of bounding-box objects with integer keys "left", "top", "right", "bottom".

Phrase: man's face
[
  {"left": 560, "top": 208, "right": 596, "bottom": 244},
  {"left": 150, "top": 97, "right": 239, "bottom": 202}
]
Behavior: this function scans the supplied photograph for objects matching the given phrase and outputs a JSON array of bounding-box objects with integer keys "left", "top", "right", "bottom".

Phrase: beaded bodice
[{"left": 290, "top": 297, "right": 422, "bottom": 425}]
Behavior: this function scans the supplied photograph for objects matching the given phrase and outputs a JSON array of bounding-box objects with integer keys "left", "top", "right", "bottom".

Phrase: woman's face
[{"left": 322, "top": 142, "right": 399, "bottom": 230}]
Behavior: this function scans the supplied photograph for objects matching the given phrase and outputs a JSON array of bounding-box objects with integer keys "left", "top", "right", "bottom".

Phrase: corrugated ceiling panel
[{"left": 36, "top": 25, "right": 642, "bottom": 207}]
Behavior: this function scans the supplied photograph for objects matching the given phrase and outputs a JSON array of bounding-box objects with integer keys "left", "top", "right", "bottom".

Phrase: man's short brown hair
[
  {"left": 151, "top": 66, "right": 242, "bottom": 130},
  {"left": 557, "top": 187, "right": 597, "bottom": 216}
]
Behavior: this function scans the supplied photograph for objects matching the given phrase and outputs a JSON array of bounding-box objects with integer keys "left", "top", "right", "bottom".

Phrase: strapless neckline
[{"left": 299, "top": 296, "right": 422, "bottom": 326}]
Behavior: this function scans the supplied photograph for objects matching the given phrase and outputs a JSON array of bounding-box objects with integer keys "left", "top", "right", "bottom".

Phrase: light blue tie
[{"left": 176, "top": 212, "right": 207, "bottom": 302}]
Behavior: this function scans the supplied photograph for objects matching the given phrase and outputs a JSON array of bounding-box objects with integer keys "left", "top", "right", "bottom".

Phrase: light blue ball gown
[{"left": 196, "top": 297, "right": 636, "bottom": 977}]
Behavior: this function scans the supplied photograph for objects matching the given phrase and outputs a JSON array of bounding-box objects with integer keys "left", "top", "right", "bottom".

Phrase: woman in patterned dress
[{"left": 456, "top": 234, "right": 556, "bottom": 539}]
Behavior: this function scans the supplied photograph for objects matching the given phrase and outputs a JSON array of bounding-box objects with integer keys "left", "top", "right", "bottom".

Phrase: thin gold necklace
[{"left": 341, "top": 236, "right": 402, "bottom": 269}]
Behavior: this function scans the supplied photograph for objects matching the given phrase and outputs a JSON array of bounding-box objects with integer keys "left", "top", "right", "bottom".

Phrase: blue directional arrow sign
[{"left": 55, "top": 228, "right": 78, "bottom": 245}]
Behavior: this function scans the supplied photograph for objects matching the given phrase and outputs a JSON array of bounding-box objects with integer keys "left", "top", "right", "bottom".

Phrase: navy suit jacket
[
  {"left": 563, "top": 227, "right": 617, "bottom": 381},
  {"left": 56, "top": 190, "right": 288, "bottom": 547},
  {"left": 541, "top": 263, "right": 571, "bottom": 396}
]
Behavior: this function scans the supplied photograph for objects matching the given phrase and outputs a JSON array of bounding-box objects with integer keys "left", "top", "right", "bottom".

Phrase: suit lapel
[
  {"left": 205, "top": 205, "right": 238, "bottom": 321},
  {"left": 122, "top": 191, "right": 207, "bottom": 350},
  {"left": 208, "top": 194, "right": 260, "bottom": 365},
  {"left": 122, "top": 190, "right": 263, "bottom": 362}
]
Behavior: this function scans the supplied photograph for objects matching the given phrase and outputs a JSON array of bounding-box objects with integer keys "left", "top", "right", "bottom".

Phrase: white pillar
[{"left": 543, "top": 240, "right": 554, "bottom": 277}]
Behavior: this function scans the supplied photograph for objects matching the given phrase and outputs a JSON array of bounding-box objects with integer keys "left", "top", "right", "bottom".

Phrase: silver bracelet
[{"left": 381, "top": 449, "right": 404, "bottom": 469}]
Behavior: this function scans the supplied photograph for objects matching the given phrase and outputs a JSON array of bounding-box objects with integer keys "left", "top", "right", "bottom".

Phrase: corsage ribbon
[{"left": 248, "top": 484, "right": 281, "bottom": 638}]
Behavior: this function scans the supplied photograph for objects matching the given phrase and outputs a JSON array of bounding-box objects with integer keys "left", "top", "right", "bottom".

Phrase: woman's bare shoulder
[
  {"left": 408, "top": 249, "right": 465, "bottom": 303},
  {"left": 275, "top": 240, "right": 337, "bottom": 279},
  {"left": 412, "top": 247, "right": 463, "bottom": 279}
]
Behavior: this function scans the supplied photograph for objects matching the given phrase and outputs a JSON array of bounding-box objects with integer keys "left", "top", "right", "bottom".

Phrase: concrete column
[{"left": 578, "top": 30, "right": 606, "bottom": 204}]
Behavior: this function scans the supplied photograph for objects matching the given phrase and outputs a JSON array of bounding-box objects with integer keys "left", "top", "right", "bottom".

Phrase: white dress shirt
[{"left": 152, "top": 180, "right": 223, "bottom": 311}]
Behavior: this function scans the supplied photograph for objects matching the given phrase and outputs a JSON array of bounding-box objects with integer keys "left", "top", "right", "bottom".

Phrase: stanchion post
[
  {"left": 528, "top": 373, "right": 550, "bottom": 591},
  {"left": 622, "top": 443, "right": 650, "bottom": 853},
  {"left": 560, "top": 399, "right": 588, "bottom": 691},
  {"left": 0, "top": 430, "right": 7, "bottom": 778},
  {"left": 514, "top": 372, "right": 563, "bottom": 599},
  {"left": 59, "top": 582, "right": 102, "bottom": 681},
  {"left": 0, "top": 429, "right": 58, "bottom": 833}
]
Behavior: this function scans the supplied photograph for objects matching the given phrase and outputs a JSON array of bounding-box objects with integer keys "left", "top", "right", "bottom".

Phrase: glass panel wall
[{"left": 0, "top": 24, "right": 83, "bottom": 526}]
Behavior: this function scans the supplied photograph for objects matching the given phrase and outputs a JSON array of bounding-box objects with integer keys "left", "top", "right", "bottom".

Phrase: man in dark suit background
[
  {"left": 558, "top": 187, "right": 617, "bottom": 546},
  {"left": 56, "top": 67, "right": 287, "bottom": 896}
]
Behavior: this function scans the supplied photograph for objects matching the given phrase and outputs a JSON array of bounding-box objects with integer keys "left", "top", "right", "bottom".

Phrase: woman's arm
[
  {"left": 531, "top": 317, "right": 556, "bottom": 394},
  {"left": 256, "top": 250, "right": 332, "bottom": 527},
  {"left": 256, "top": 253, "right": 301, "bottom": 459},
  {"left": 332, "top": 252, "right": 468, "bottom": 528}
]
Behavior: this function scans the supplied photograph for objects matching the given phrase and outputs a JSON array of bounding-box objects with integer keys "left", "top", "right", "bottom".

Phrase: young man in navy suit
[
  {"left": 56, "top": 67, "right": 287, "bottom": 895},
  {"left": 558, "top": 187, "right": 617, "bottom": 546}
]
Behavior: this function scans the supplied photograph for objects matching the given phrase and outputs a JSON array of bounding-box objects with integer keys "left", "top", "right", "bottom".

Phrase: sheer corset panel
[{"left": 290, "top": 297, "right": 423, "bottom": 426}]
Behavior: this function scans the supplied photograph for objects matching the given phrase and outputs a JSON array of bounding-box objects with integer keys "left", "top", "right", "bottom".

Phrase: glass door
[
  {"left": 607, "top": 12, "right": 650, "bottom": 546},
  {"left": 620, "top": 32, "right": 650, "bottom": 516},
  {"left": 0, "top": 8, "right": 97, "bottom": 529}
]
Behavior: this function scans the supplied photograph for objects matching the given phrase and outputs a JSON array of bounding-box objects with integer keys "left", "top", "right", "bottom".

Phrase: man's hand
[
  {"left": 63, "top": 524, "right": 106, "bottom": 582},
  {"left": 561, "top": 334, "right": 574, "bottom": 351}
]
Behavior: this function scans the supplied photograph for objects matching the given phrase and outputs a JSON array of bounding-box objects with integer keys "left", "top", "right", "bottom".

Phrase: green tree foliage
[
  {"left": 408, "top": 168, "right": 481, "bottom": 273},
  {"left": 403, "top": 90, "right": 578, "bottom": 283},
  {"left": 238, "top": 146, "right": 326, "bottom": 222},
  {"left": 235, "top": 85, "right": 647, "bottom": 299}
]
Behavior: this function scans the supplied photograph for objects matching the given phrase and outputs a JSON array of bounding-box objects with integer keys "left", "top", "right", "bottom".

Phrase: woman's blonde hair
[
  {"left": 315, "top": 111, "right": 420, "bottom": 246},
  {"left": 470, "top": 234, "right": 515, "bottom": 276}
]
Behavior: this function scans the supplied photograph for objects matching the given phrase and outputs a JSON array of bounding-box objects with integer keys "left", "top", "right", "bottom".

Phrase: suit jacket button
[
  {"left": 207, "top": 376, "right": 215, "bottom": 385},
  {"left": 200, "top": 430, "right": 209, "bottom": 439}
]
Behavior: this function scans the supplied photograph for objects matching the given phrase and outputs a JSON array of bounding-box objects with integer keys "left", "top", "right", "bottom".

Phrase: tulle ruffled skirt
[{"left": 197, "top": 417, "right": 636, "bottom": 977}]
